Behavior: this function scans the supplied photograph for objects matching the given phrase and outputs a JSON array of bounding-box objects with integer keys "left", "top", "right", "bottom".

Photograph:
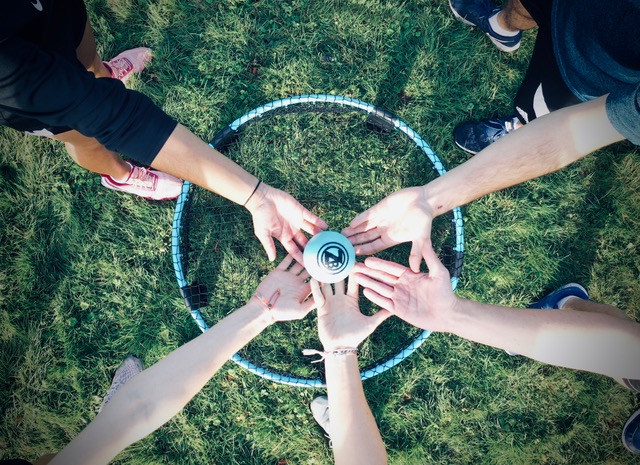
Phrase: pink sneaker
[
  {"left": 101, "top": 163, "right": 182, "bottom": 201},
  {"left": 103, "top": 47, "right": 153, "bottom": 84}
]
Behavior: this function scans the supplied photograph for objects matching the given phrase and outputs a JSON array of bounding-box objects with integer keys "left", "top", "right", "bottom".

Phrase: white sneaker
[
  {"left": 101, "top": 163, "right": 182, "bottom": 201},
  {"left": 99, "top": 356, "right": 144, "bottom": 412},
  {"left": 104, "top": 47, "right": 153, "bottom": 84},
  {"left": 310, "top": 395, "right": 332, "bottom": 446}
]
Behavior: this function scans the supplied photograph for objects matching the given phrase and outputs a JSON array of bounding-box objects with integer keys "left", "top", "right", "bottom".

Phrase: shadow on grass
[
  {"left": 373, "top": 5, "right": 425, "bottom": 111},
  {"left": 546, "top": 145, "right": 625, "bottom": 293}
]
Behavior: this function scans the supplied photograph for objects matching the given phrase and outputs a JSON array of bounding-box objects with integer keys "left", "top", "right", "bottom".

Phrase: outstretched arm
[
  {"left": 420, "top": 95, "right": 624, "bottom": 216},
  {"left": 352, "top": 247, "right": 640, "bottom": 380},
  {"left": 345, "top": 96, "right": 625, "bottom": 271},
  {"left": 151, "top": 124, "right": 327, "bottom": 262},
  {"left": 0, "top": 34, "right": 326, "bottom": 262},
  {"left": 49, "top": 256, "right": 315, "bottom": 465},
  {"left": 311, "top": 279, "right": 390, "bottom": 465}
]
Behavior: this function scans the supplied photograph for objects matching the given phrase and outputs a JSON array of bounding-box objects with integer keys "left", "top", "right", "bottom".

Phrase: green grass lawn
[{"left": 1, "top": 0, "right": 639, "bottom": 463}]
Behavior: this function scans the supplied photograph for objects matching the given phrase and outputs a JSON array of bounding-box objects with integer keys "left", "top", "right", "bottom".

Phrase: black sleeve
[
  {"left": 0, "top": 460, "right": 34, "bottom": 465},
  {"left": 0, "top": 36, "right": 177, "bottom": 166}
]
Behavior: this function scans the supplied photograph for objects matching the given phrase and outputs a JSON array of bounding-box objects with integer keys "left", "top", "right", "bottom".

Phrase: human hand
[
  {"left": 350, "top": 246, "right": 457, "bottom": 332},
  {"left": 311, "top": 278, "right": 391, "bottom": 351},
  {"left": 246, "top": 183, "right": 328, "bottom": 262},
  {"left": 253, "top": 255, "right": 316, "bottom": 322},
  {"left": 342, "top": 186, "right": 434, "bottom": 272}
]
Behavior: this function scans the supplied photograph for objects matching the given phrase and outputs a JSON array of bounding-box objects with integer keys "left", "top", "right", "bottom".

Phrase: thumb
[
  {"left": 348, "top": 205, "right": 376, "bottom": 229},
  {"left": 310, "top": 279, "right": 325, "bottom": 311},
  {"left": 423, "top": 243, "right": 447, "bottom": 277},
  {"left": 358, "top": 309, "right": 393, "bottom": 343},
  {"left": 256, "top": 230, "right": 277, "bottom": 261},
  {"left": 409, "top": 239, "right": 425, "bottom": 273},
  {"left": 370, "top": 308, "right": 392, "bottom": 328},
  {"left": 300, "top": 295, "right": 317, "bottom": 314}
]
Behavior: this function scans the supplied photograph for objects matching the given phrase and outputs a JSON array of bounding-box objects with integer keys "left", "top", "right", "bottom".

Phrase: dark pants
[{"left": 513, "top": 0, "right": 581, "bottom": 124}]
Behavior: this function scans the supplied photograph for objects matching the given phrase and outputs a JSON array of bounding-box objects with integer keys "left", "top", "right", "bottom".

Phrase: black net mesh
[{"left": 174, "top": 100, "right": 463, "bottom": 385}]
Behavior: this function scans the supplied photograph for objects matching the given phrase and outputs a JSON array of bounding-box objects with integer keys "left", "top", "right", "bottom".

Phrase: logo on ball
[
  {"left": 317, "top": 242, "right": 349, "bottom": 275},
  {"left": 303, "top": 231, "right": 355, "bottom": 283}
]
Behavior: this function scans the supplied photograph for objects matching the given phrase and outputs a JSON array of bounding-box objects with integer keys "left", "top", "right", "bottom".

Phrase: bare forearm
[
  {"left": 447, "top": 298, "right": 640, "bottom": 379},
  {"left": 325, "top": 355, "right": 387, "bottom": 465},
  {"left": 151, "top": 123, "right": 259, "bottom": 205},
  {"left": 423, "top": 96, "right": 625, "bottom": 217},
  {"left": 51, "top": 302, "right": 271, "bottom": 465}
]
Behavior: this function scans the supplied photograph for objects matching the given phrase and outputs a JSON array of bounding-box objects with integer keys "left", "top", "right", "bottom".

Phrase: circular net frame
[{"left": 172, "top": 95, "right": 464, "bottom": 387}]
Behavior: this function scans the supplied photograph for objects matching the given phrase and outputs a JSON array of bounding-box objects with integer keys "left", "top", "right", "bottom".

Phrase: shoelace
[
  {"left": 129, "top": 166, "right": 157, "bottom": 190},
  {"left": 108, "top": 57, "right": 134, "bottom": 80}
]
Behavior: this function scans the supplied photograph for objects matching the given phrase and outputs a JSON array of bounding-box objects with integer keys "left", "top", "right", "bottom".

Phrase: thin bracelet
[
  {"left": 252, "top": 288, "right": 280, "bottom": 323},
  {"left": 302, "top": 348, "right": 358, "bottom": 364},
  {"left": 243, "top": 180, "right": 261, "bottom": 207}
]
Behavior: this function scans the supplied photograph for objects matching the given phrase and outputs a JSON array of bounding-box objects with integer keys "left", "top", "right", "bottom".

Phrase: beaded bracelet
[{"left": 302, "top": 348, "right": 358, "bottom": 364}]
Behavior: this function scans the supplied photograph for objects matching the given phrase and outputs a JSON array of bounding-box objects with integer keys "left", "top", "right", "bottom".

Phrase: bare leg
[
  {"left": 497, "top": 0, "right": 537, "bottom": 32},
  {"left": 50, "top": 17, "right": 129, "bottom": 177},
  {"left": 76, "top": 17, "right": 111, "bottom": 78},
  {"left": 53, "top": 130, "right": 130, "bottom": 179}
]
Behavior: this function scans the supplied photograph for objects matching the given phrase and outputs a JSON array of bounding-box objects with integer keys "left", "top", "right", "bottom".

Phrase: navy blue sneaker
[
  {"left": 453, "top": 115, "right": 519, "bottom": 154},
  {"left": 623, "top": 408, "right": 640, "bottom": 454},
  {"left": 529, "top": 283, "right": 589, "bottom": 309},
  {"left": 449, "top": 0, "right": 522, "bottom": 52},
  {"left": 622, "top": 378, "right": 640, "bottom": 393}
]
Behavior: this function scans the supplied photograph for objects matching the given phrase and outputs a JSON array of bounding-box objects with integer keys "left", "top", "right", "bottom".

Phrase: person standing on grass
[
  {"left": 446, "top": 0, "right": 640, "bottom": 155},
  {"left": 344, "top": 0, "right": 639, "bottom": 271},
  {"left": 2, "top": 0, "right": 327, "bottom": 261},
  {"left": 341, "top": 0, "right": 640, "bottom": 453}
]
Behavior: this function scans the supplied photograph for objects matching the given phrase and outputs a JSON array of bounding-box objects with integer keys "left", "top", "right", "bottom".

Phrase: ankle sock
[
  {"left": 489, "top": 11, "right": 520, "bottom": 37},
  {"left": 102, "top": 61, "right": 114, "bottom": 78},
  {"left": 111, "top": 163, "right": 133, "bottom": 183},
  {"left": 557, "top": 295, "right": 581, "bottom": 309}
]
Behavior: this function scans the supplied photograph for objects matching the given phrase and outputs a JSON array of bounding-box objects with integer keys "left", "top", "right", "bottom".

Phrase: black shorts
[
  {"left": 2, "top": 0, "right": 88, "bottom": 136},
  {"left": 513, "top": 0, "right": 581, "bottom": 124},
  {"left": 1, "top": 1, "right": 178, "bottom": 165}
]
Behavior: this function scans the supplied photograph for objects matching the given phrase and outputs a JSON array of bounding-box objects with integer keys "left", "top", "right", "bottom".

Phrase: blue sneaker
[
  {"left": 623, "top": 408, "right": 640, "bottom": 454},
  {"left": 453, "top": 115, "right": 519, "bottom": 154},
  {"left": 622, "top": 378, "right": 640, "bottom": 393},
  {"left": 449, "top": 0, "right": 522, "bottom": 52},
  {"left": 529, "top": 283, "right": 589, "bottom": 309},
  {"left": 505, "top": 283, "right": 589, "bottom": 356}
]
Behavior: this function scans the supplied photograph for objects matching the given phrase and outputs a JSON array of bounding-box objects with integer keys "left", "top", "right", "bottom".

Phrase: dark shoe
[
  {"left": 453, "top": 115, "right": 519, "bottom": 154},
  {"left": 529, "top": 283, "right": 589, "bottom": 309},
  {"left": 622, "top": 408, "right": 640, "bottom": 454},
  {"left": 449, "top": 0, "right": 522, "bottom": 52},
  {"left": 621, "top": 378, "right": 640, "bottom": 394}
]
